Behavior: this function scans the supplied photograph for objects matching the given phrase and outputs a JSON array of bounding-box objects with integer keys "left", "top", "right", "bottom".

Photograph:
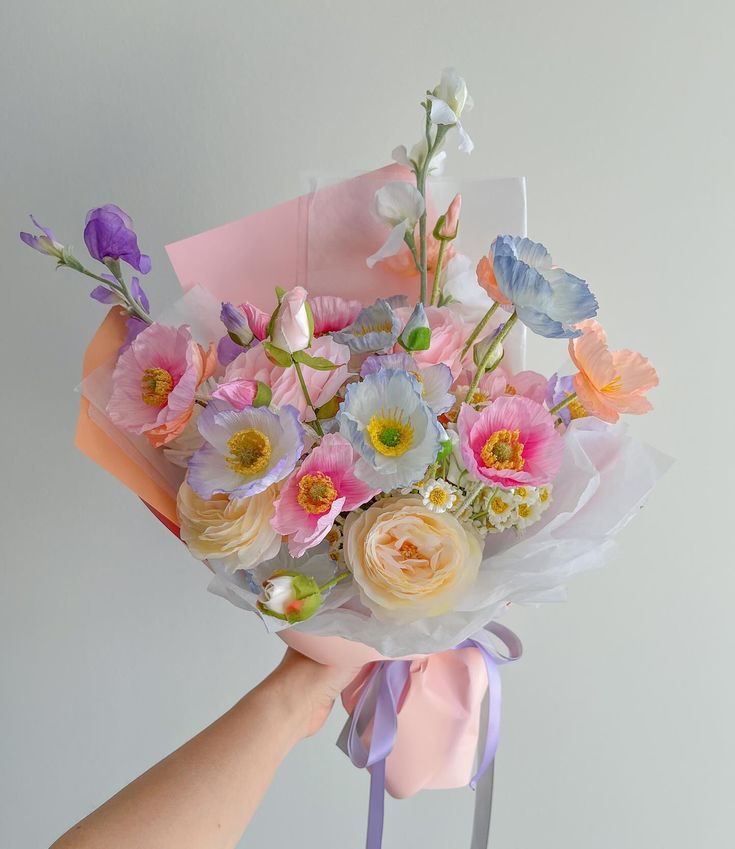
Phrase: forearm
[{"left": 51, "top": 665, "right": 307, "bottom": 849}]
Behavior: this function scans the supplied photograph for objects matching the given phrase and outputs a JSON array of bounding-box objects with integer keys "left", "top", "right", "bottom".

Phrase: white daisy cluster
[{"left": 468, "top": 484, "right": 553, "bottom": 536}]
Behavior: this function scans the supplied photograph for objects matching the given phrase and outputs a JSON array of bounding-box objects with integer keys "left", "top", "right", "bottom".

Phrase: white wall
[{"left": 1, "top": 1, "right": 732, "bottom": 847}]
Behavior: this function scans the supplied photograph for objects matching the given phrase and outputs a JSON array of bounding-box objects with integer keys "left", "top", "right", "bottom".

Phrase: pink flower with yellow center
[
  {"left": 457, "top": 395, "right": 563, "bottom": 487},
  {"left": 272, "top": 433, "right": 378, "bottom": 557},
  {"left": 569, "top": 320, "right": 659, "bottom": 423},
  {"left": 107, "top": 323, "right": 216, "bottom": 448}
]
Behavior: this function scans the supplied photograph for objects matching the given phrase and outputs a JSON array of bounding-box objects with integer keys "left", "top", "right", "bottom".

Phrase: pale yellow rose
[
  {"left": 344, "top": 496, "right": 481, "bottom": 621},
  {"left": 177, "top": 481, "right": 281, "bottom": 572}
]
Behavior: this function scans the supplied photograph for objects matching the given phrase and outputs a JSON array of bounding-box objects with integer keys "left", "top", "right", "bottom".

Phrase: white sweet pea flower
[
  {"left": 392, "top": 139, "right": 447, "bottom": 176},
  {"left": 367, "top": 182, "right": 425, "bottom": 269},
  {"left": 427, "top": 67, "right": 474, "bottom": 154}
]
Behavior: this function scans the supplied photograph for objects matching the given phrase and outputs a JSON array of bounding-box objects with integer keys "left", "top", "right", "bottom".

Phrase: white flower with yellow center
[
  {"left": 511, "top": 485, "right": 540, "bottom": 506},
  {"left": 484, "top": 488, "right": 516, "bottom": 526},
  {"left": 419, "top": 479, "right": 458, "bottom": 513},
  {"left": 188, "top": 401, "right": 304, "bottom": 499},
  {"left": 514, "top": 497, "right": 545, "bottom": 530},
  {"left": 337, "top": 370, "right": 444, "bottom": 490}
]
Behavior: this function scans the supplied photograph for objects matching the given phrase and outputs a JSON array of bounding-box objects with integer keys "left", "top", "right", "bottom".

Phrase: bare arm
[{"left": 51, "top": 650, "right": 359, "bottom": 849}]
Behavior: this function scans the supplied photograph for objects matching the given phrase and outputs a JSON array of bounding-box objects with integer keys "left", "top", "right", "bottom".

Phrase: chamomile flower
[
  {"left": 337, "top": 369, "right": 444, "bottom": 490},
  {"left": 484, "top": 489, "right": 516, "bottom": 525},
  {"left": 419, "top": 479, "right": 459, "bottom": 513}
]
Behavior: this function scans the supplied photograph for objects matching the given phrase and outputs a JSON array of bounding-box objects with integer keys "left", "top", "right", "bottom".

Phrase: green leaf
[
  {"left": 292, "top": 350, "right": 338, "bottom": 370},
  {"left": 262, "top": 341, "right": 293, "bottom": 368},
  {"left": 400, "top": 326, "right": 431, "bottom": 352},
  {"left": 436, "top": 439, "right": 453, "bottom": 462},
  {"left": 252, "top": 380, "right": 272, "bottom": 408},
  {"left": 316, "top": 396, "right": 341, "bottom": 420},
  {"left": 275, "top": 286, "right": 286, "bottom": 302}
]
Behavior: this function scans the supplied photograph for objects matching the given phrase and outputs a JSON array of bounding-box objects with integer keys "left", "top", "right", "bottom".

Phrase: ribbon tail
[
  {"left": 470, "top": 757, "right": 495, "bottom": 849},
  {"left": 366, "top": 758, "right": 386, "bottom": 849}
]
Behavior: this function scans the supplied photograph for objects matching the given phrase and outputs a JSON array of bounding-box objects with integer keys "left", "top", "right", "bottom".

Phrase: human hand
[{"left": 264, "top": 648, "right": 363, "bottom": 739}]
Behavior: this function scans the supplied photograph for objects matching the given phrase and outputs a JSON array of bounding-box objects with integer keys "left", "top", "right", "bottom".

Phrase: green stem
[
  {"left": 319, "top": 571, "right": 351, "bottom": 593},
  {"left": 459, "top": 302, "right": 500, "bottom": 361},
  {"left": 455, "top": 480, "right": 485, "bottom": 520},
  {"left": 293, "top": 359, "right": 324, "bottom": 437},
  {"left": 77, "top": 264, "right": 153, "bottom": 324},
  {"left": 464, "top": 312, "right": 518, "bottom": 404},
  {"left": 415, "top": 114, "right": 448, "bottom": 305},
  {"left": 430, "top": 239, "right": 449, "bottom": 306},
  {"left": 548, "top": 391, "right": 578, "bottom": 416}
]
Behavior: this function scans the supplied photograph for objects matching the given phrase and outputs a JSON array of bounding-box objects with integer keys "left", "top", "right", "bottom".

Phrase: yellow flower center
[
  {"left": 568, "top": 398, "right": 587, "bottom": 419},
  {"left": 480, "top": 429, "right": 525, "bottom": 471},
  {"left": 602, "top": 375, "right": 622, "bottom": 395},
  {"left": 539, "top": 487, "right": 550, "bottom": 503},
  {"left": 490, "top": 496, "right": 510, "bottom": 515},
  {"left": 399, "top": 540, "right": 420, "bottom": 560},
  {"left": 515, "top": 487, "right": 528, "bottom": 498},
  {"left": 226, "top": 429, "right": 271, "bottom": 476},
  {"left": 367, "top": 410, "right": 414, "bottom": 456},
  {"left": 471, "top": 391, "right": 489, "bottom": 405},
  {"left": 428, "top": 487, "right": 449, "bottom": 507},
  {"left": 518, "top": 503, "right": 533, "bottom": 519},
  {"left": 353, "top": 321, "right": 393, "bottom": 336},
  {"left": 141, "top": 367, "right": 174, "bottom": 407},
  {"left": 297, "top": 472, "right": 338, "bottom": 515},
  {"left": 505, "top": 384, "right": 517, "bottom": 395}
]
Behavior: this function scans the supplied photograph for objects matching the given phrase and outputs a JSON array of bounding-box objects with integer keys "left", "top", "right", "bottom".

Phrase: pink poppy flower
[
  {"left": 309, "top": 295, "right": 362, "bottom": 336},
  {"left": 395, "top": 305, "right": 469, "bottom": 378},
  {"left": 223, "top": 336, "right": 351, "bottom": 420},
  {"left": 107, "top": 323, "right": 217, "bottom": 448},
  {"left": 458, "top": 396, "right": 563, "bottom": 488},
  {"left": 272, "top": 433, "right": 378, "bottom": 557},
  {"left": 569, "top": 320, "right": 659, "bottom": 423}
]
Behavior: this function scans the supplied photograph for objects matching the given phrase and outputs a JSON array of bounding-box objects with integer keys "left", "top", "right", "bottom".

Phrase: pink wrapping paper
[{"left": 279, "top": 629, "right": 488, "bottom": 798}]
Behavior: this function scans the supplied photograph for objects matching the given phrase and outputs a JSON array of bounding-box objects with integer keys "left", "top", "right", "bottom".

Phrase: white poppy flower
[{"left": 367, "top": 182, "right": 425, "bottom": 269}]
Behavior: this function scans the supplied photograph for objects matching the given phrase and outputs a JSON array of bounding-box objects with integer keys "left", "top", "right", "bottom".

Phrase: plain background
[{"left": 1, "top": 1, "right": 733, "bottom": 847}]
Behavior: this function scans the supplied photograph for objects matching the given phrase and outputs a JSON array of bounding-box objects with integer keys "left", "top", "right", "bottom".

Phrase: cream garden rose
[
  {"left": 177, "top": 481, "right": 281, "bottom": 572},
  {"left": 343, "top": 496, "right": 481, "bottom": 621}
]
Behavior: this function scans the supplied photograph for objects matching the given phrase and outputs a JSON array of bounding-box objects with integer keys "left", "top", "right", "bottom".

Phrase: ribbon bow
[{"left": 344, "top": 622, "right": 522, "bottom": 849}]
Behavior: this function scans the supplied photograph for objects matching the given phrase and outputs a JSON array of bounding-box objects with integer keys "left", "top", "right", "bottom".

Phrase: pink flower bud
[
  {"left": 270, "top": 286, "right": 312, "bottom": 353},
  {"left": 434, "top": 194, "right": 461, "bottom": 240}
]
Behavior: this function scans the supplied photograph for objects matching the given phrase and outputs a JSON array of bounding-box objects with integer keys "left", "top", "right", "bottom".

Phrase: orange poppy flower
[{"left": 568, "top": 320, "right": 658, "bottom": 423}]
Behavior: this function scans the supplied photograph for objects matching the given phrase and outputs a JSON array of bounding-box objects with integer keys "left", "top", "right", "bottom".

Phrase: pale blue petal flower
[
  {"left": 190, "top": 404, "right": 304, "bottom": 499},
  {"left": 337, "top": 370, "right": 443, "bottom": 490},
  {"left": 492, "top": 235, "right": 597, "bottom": 338},
  {"left": 360, "top": 353, "right": 453, "bottom": 416},
  {"left": 332, "top": 299, "right": 400, "bottom": 353}
]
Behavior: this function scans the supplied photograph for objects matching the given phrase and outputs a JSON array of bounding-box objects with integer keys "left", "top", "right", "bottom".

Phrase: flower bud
[
  {"left": 473, "top": 330, "right": 505, "bottom": 371},
  {"left": 433, "top": 194, "right": 461, "bottom": 241},
  {"left": 270, "top": 286, "right": 312, "bottom": 354},
  {"left": 398, "top": 303, "right": 431, "bottom": 352},
  {"left": 221, "top": 302, "right": 254, "bottom": 347},
  {"left": 257, "top": 570, "right": 322, "bottom": 623}
]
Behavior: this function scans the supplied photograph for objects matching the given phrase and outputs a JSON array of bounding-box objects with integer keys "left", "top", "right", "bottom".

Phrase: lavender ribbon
[{"left": 345, "top": 622, "right": 522, "bottom": 849}]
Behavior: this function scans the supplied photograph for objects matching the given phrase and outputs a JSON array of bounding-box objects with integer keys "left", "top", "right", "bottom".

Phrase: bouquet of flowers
[{"left": 22, "top": 68, "right": 665, "bottom": 848}]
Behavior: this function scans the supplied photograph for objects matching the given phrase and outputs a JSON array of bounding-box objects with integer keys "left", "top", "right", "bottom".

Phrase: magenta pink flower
[
  {"left": 107, "top": 323, "right": 217, "bottom": 447},
  {"left": 457, "top": 395, "right": 563, "bottom": 488},
  {"left": 272, "top": 433, "right": 378, "bottom": 557},
  {"left": 309, "top": 295, "right": 362, "bottom": 336},
  {"left": 239, "top": 302, "right": 270, "bottom": 340}
]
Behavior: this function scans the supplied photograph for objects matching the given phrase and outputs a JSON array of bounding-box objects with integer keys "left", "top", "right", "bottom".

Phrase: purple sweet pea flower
[
  {"left": 217, "top": 334, "right": 246, "bottom": 366},
  {"left": 220, "top": 302, "right": 254, "bottom": 346},
  {"left": 89, "top": 274, "right": 149, "bottom": 313},
  {"left": 546, "top": 373, "right": 576, "bottom": 425},
  {"left": 19, "top": 214, "right": 64, "bottom": 258},
  {"left": 83, "top": 204, "right": 151, "bottom": 274}
]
